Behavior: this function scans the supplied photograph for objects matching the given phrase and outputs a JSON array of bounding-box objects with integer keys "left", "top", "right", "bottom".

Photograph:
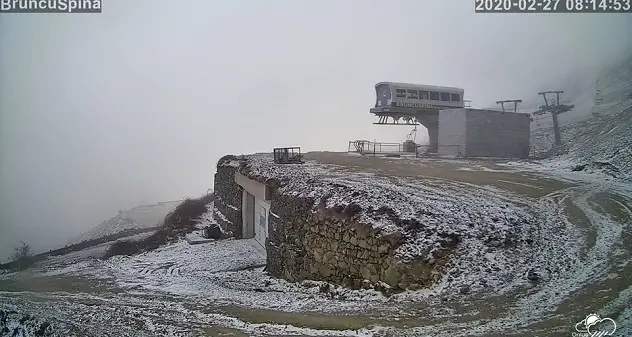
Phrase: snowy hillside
[
  {"left": 67, "top": 201, "right": 181, "bottom": 245},
  {"left": 67, "top": 213, "right": 144, "bottom": 246},
  {"left": 529, "top": 54, "right": 632, "bottom": 180},
  {"left": 562, "top": 56, "right": 632, "bottom": 180},
  {"left": 124, "top": 200, "right": 182, "bottom": 227}
]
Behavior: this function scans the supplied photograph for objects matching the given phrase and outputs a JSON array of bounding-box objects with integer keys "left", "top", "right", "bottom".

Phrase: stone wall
[
  {"left": 266, "top": 192, "right": 445, "bottom": 291},
  {"left": 213, "top": 155, "right": 244, "bottom": 238},
  {"left": 212, "top": 154, "right": 454, "bottom": 291}
]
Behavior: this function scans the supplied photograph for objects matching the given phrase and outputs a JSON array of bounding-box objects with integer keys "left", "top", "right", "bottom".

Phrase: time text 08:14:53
[{"left": 475, "top": 0, "right": 632, "bottom": 12}]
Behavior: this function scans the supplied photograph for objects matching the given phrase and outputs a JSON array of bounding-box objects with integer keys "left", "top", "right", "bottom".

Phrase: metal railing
[
  {"left": 273, "top": 147, "right": 303, "bottom": 164},
  {"left": 347, "top": 140, "right": 407, "bottom": 156},
  {"left": 348, "top": 140, "right": 371, "bottom": 153},
  {"left": 348, "top": 140, "right": 465, "bottom": 158}
]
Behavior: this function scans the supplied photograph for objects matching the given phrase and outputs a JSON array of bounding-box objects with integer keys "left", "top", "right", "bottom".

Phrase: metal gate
[{"left": 255, "top": 205, "right": 267, "bottom": 248}]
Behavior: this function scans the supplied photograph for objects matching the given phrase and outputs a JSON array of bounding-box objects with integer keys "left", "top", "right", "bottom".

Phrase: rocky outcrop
[{"left": 213, "top": 155, "right": 245, "bottom": 237}]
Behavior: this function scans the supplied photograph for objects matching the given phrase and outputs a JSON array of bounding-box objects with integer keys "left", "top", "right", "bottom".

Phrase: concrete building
[
  {"left": 234, "top": 171, "right": 271, "bottom": 255},
  {"left": 212, "top": 156, "right": 270, "bottom": 257},
  {"left": 369, "top": 82, "right": 465, "bottom": 153},
  {"left": 437, "top": 108, "right": 531, "bottom": 158}
]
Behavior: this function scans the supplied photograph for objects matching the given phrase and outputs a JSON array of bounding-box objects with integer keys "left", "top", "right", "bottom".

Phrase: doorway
[{"left": 244, "top": 192, "right": 255, "bottom": 239}]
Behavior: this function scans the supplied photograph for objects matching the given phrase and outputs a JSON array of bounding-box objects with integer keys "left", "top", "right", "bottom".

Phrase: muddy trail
[{"left": 1, "top": 163, "right": 631, "bottom": 337}]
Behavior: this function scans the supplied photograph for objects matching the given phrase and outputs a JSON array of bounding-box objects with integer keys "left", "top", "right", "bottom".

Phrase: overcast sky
[{"left": 1, "top": 0, "right": 631, "bottom": 261}]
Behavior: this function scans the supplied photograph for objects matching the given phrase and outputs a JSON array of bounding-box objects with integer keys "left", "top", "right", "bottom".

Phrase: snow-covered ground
[
  {"left": 3, "top": 55, "right": 632, "bottom": 337},
  {"left": 530, "top": 55, "right": 632, "bottom": 181},
  {"left": 2, "top": 155, "right": 631, "bottom": 336},
  {"left": 1, "top": 310, "right": 56, "bottom": 337},
  {"left": 243, "top": 152, "right": 585, "bottom": 298}
]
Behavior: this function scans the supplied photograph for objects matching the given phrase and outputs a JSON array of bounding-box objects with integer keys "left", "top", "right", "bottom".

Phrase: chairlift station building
[{"left": 370, "top": 82, "right": 531, "bottom": 158}]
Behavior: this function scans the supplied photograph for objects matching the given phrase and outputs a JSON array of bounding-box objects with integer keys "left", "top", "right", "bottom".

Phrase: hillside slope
[
  {"left": 124, "top": 200, "right": 182, "bottom": 227},
  {"left": 563, "top": 56, "right": 632, "bottom": 180},
  {"left": 67, "top": 213, "right": 144, "bottom": 246},
  {"left": 68, "top": 201, "right": 181, "bottom": 245},
  {"left": 529, "top": 55, "right": 632, "bottom": 180}
]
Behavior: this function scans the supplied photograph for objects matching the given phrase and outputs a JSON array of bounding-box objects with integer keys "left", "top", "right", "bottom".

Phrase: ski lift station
[{"left": 369, "top": 82, "right": 531, "bottom": 158}]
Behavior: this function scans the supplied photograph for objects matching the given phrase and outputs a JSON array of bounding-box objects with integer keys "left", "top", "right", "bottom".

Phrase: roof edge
[{"left": 375, "top": 82, "right": 464, "bottom": 92}]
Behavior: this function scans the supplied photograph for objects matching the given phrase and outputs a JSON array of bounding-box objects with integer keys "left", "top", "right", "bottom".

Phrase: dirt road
[{"left": 1, "top": 154, "right": 630, "bottom": 337}]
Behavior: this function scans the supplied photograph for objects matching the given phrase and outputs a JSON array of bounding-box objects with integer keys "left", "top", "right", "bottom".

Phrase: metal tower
[
  {"left": 496, "top": 99, "right": 523, "bottom": 113},
  {"left": 534, "top": 91, "right": 574, "bottom": 147}
]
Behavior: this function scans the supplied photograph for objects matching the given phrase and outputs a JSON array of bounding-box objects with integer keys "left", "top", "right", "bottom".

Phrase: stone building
[{"left": 213, "top": 153, "right": 539, "bottom": 292}]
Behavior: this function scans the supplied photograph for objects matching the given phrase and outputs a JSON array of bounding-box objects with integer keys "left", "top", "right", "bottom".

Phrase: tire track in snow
[{"left": 393, "top": 184, "right": 631, "bottom": 337}]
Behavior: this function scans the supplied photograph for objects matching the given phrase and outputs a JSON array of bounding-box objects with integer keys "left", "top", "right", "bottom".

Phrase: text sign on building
[
  {"left": 1, "top": 0, "right": 102, "bottom": 13},
  {"left": 394, "top": 102, "right": 439, "bottom": 109}
]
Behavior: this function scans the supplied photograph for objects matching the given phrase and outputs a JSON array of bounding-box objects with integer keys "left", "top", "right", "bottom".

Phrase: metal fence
[
  {"left": 347, "top": 140, "right": 408, "bottom": 156},
  {"left": 349, "top": 140, "right": 467, "bottom": 158},
  {"left": 273, "top": 147, "right": 303, "bottom": 164}
]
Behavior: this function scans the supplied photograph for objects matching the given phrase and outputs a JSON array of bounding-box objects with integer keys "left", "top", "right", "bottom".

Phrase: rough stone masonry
[
  {"left": 264, "top": 194, "right": 440, "bottom": 291},
  {"left": 213, "top": 153, "right": 541, "bottom": 293},
  {"left": 213, "top": 155, "right": 244, "bottom": 238},
  {"left": 213, "top": 155, "right": 464, "bottom": 291}
]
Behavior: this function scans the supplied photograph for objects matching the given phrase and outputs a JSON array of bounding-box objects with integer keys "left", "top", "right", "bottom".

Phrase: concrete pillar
[
  {"left": 417, "top": 113, "right": 439, "bottom": 153},
  {"left": 427, "top": 123, "right": 439, "bottom": 153}
]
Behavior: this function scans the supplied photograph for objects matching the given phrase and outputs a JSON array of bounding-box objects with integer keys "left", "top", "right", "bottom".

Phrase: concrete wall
[
  {"left": 438, "top": 109, "right": 530, "bottom": 158},
  {"left": 235, "top": 171, "right": 270, "bottom": 201},
  {"left": 437, "top": 108, "right": 467, "bottom": 157},
  {"left": 235, "top": 172, "right": 271, "bottom": 252},
  {"left": 465, "top": 109, "right": 531, "bottom": 158}
]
